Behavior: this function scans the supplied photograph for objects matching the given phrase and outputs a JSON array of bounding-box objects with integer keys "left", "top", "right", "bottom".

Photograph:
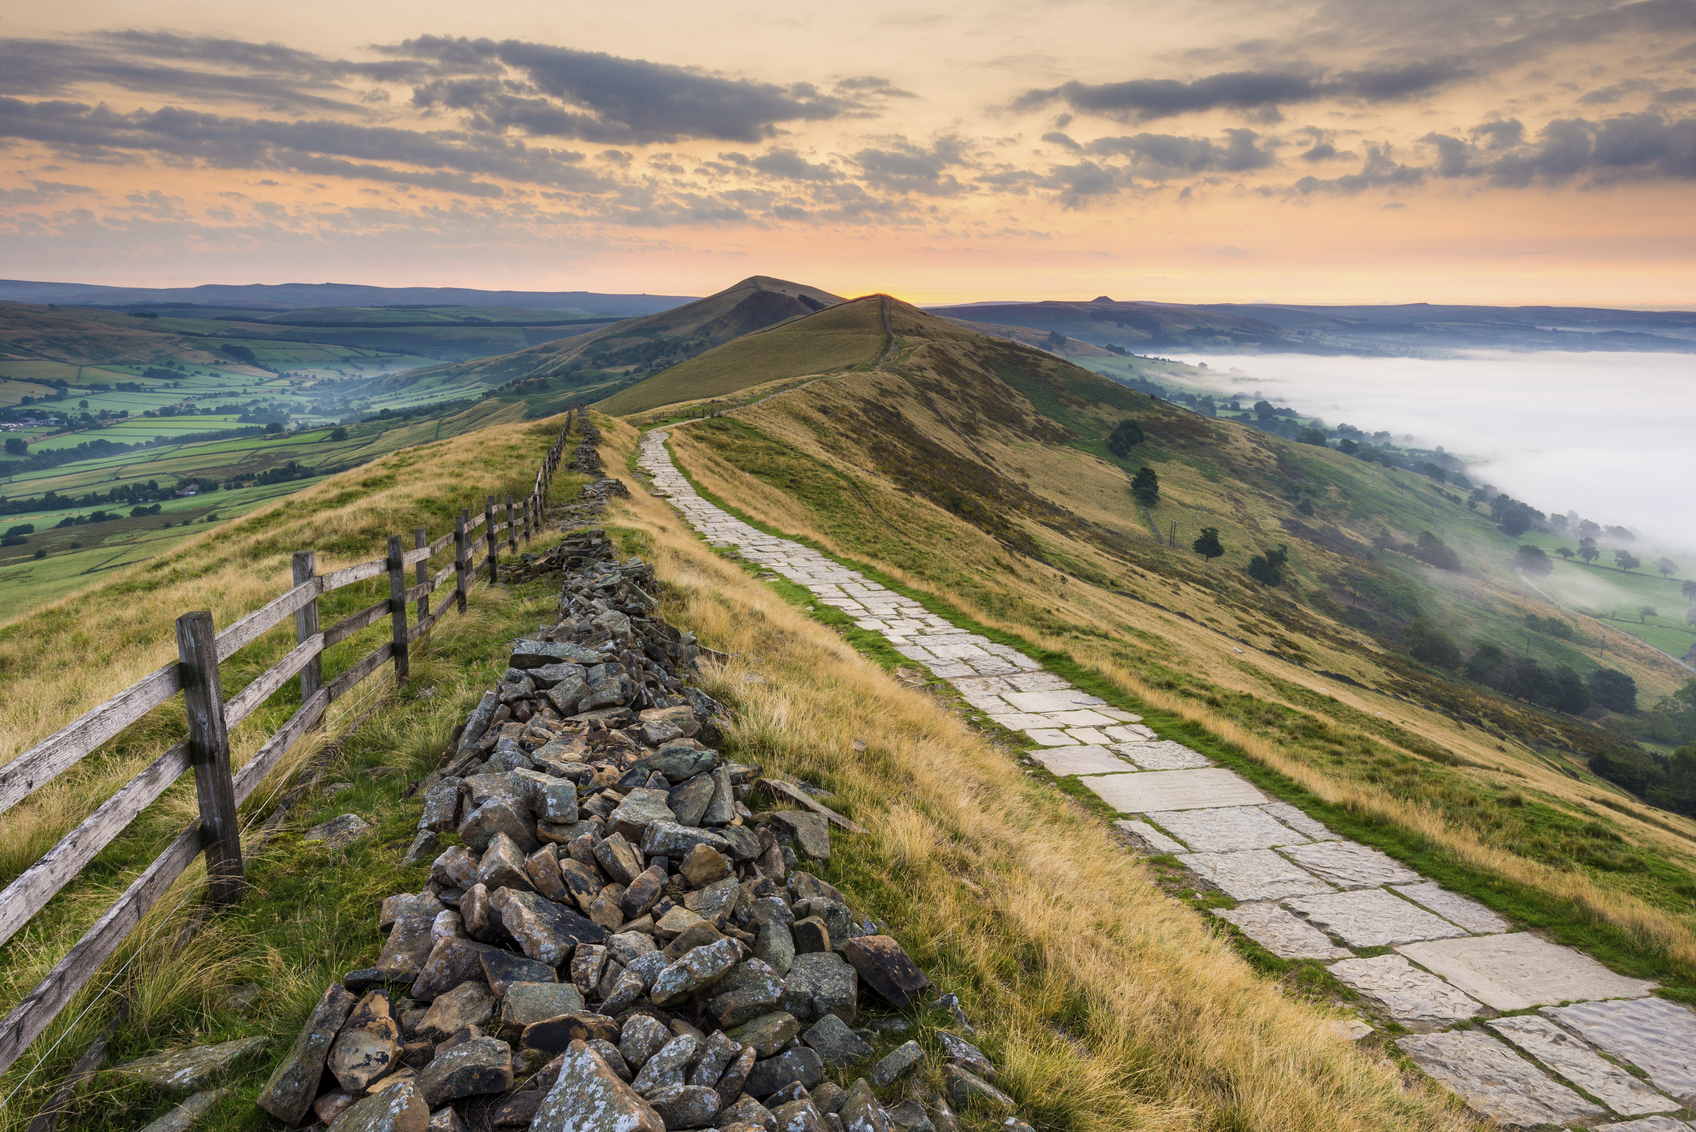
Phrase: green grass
[{"left": 647, "top": 427, "right": 1696, "bottom": 995}]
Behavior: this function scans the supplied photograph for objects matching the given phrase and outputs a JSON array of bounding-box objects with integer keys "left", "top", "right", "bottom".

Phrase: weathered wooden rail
[{"left": 0, "top": 413, "right": 581, "bottom": 1077}]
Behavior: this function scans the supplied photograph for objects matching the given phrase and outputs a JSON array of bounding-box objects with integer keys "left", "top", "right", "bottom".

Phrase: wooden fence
[{"left": 0, "top": 414, "right": 579, "bottom": 1078}]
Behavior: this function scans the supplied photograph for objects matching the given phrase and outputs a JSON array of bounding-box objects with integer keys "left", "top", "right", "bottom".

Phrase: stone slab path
[{"left": 638, "top": 428, "right": 1696, "bottom": 1129}]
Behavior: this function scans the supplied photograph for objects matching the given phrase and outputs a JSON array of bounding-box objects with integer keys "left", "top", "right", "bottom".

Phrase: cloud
[
  {"left": 749, "top": 148, "right": 839, "bottom": 181},
  {"left": 851, "top": 135, "right": 971, "bottom": 196},
  {"left": 1014, "top": 61, "right": 1466, "bottom": 123},
  {"left": 1421, "top": 111, "right": 1696, "bottom": 185},
  {"left": 396, "top": 36, "right": 861, "bottom": 144},
  {"left": 0, "top": 178, "right": 95, "bottom": 204},
  {"left": 1291, "top": 146, "right": 1425, "bottom": 193},
  {"left": 1074, "top": 127, "right": 1275, "bottom": 176}
]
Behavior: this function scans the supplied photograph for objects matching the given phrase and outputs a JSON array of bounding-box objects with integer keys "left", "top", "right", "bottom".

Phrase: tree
[
  {"left": 1687, "top": 607, "right": 1696, "bottom": 628},
  {"left": 1298, "top": 428, "right": 1328, "bottom": 446},
  {"left": 1192, "top": 527, "right": 1224, "bottom": 562},
  {"left": 1557, "top": 546, "right": 1575, "bottom": 559},
  {"left": 330, "top": 426, "right": 349, "bottom": 441},
  {"left": 264, "top": 421, "right": 283, "bottom": 435},
  {"left": 1588, "top": 668, "right": 1638, "bottom": 713},
  {"left": 1337, "top": 438, "right": 1359, "bottom": 455},
  {"left": 1253, "top": 400, "right": 1275, "bottom": 420},
  {"left": 3, "top": 437, "right": 25, "bottom": 456},
  {"left": 1130, "top": 465, "right": 1160, "bottom": 505},
  {"left": 1464, "top": 642, "right": 1512, "bottom": 689},
  {"left": 1106, "top": 419, "right": 1145, "bottom": 457},
  {"left": 1658, "top": 557, "right": 1678, "bottom": 579},
  {"left": 1405, "top": 618, "right": 1461, "bottom": 668},
  {"left": 1515, "top": 545, "right": 1553, "bottom": 576},
  {"left": 1553, "top": 666, "right": 1591, "bottom": 714},
  {"left": 1639, "top": 606, "right": 1657, "bottom": 624},
  {"left": 1246, "top": 544, "right": 1289, "bottom": 586},
  {"left": 1615, "top": 549, "right": 1641, "bottom": 572},
  {"left": 1412, "top": 531, "right": 1461, "bottom": 570},
  {"left": 1045, "top": 330, "right": 1066, "bottom": 351},
  {"left": 1578, "top": 537, "right": 1599, "bottom": 564},
  {"left": 1683, "top": 580, "right": 1696, "bottom": 605}
]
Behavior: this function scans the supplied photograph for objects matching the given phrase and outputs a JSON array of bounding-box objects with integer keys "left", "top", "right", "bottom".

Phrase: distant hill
[
  {"left": 393, "top": 275, "right": 847, "bottom": 406},
  {"left": 0, "top": 279, "right": 694, "bottom": 315},
  {"left": 925, "top": 297, "right": 1696, "bottom": 355},
  {"left": 0, "top": 303, "right": 222, "bottom": 366}
]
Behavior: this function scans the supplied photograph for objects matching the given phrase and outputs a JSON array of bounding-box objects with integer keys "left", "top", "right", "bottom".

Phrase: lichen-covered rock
[
  {"left": 457, "top": 799, "right": 539, "bottom": 855},
  {"left": 594, "top": 831, "right": 647, "bottom": 885},
  {"left": 744, "top": 1046, "right": 824, "bottom": 1098},
  {"left": 631, "top": 1033, "right": 700, "bottom": 1094},
  {"left": 650, "top": 937, "right": 742, "bottom": 1007},
  {"left": 771, "top": 811, "right": 831, "bottom": 861},
  {"left": 378, "top": 894, "right": 446, "bottom": 975},
  {"left": 843, "top": 937, "right": 932, "bottom": 1008},
  {"left": 487, "top": 888, "right": 605, "bottom": 966},
  {"left": 258, "top": 983, "right": 356, "bottom": 1123},
  {"left": 802, "top": 1015, "right": 874, "bottom": 1068},
  {"left": 410, "top": 937, "right": 495, "bottom": 1002},
  {"left": 522, "top": 1012, "right": 620, "bottom": 1052},
  {"left": 838, "top": 1079, "right": 896, "bottom": 1132},
  {"left": 782, "top": 951, "right": 858, "bottom": 1024},
  {"left": 668, "top": 774, "right": 716, "bottom": 827},
  {"left": 113, "top": 1036, "right": 269, "bottom": 1094},
  {"left": 709, "top": 959, "right": 786, "bottom": 1028},
  {"left": 770, "top": 1098, "right": 829, "bottom": 1132},
  {"left": 944, "top": 1065, "right": 1014, "bottom": 1112},
  {"left": 326, "top": 1079, "right": 428, "bottom": 1132},
  {"left": 641, "top": 821, "right": 732, "bottom": 859},
  {"left": 719, "top": 1095, "right": 779, "bottom": 1132},
  {"left": 871, "top": 1041, "right": 923, "bottom": 1088},
  {"left": 477, "top": 833, "right": 534, "bottom": 892},
  {"left": 725, "top": 1012, "right": 800, "bottom": 1058},
  {"left": 417, "top": 981, "right": 496, "bottom": 1043},
  {"left": 619, "top": 1014, "right": 672, "bottom": 1069},
  {"left": 498, "top": 982, "right": 586, "bottom": 1043},
  {"left": 479, "top": 949, "right": 555, "bottom": 998},
  {"left": 327, "top": 990, "right": 402, "bottom": 1093},
  {"left": 417, "top": 1035, "right": 513, "bottom": 1107},
  {"left": 529, "top": 1041, "right": 665, "bottom": 1132},
  {"left": 647, "top": 1083, "right": 722, "bottom": 1129},
  {"left": 754, "top": 919, "right": 795, "bottom": 977}
]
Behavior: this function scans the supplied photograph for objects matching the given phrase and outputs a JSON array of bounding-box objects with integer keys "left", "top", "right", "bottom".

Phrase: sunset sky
[{"left": 3, "top": 1, "right": 1693, "bottom": 305}]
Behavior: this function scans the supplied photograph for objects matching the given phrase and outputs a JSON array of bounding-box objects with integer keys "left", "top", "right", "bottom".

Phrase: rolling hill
[
  {"left": 0, "top": 279, "right": 693, "bottom": 314},
  {"left": 393, "top": 275, "right": 848, "bottom": 406},
  {"left": 633, "top": 296, "right": 1696, "bottom": 982}
]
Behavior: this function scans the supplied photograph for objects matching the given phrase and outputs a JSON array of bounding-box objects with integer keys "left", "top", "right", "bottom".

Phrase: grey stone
[
  {"left": 744, "top": 1046, "right": 824, "bottom": 1097},
  {"left": 570, "top": 944, "right": 608, "bottom": 997},
  {"left": 545, "top": 677, "right": 589, "bottom": 715},
  {"left": 755, "top": 919, "right": 796, "bottom": 976},
  {"left": 1146, "top": 806, "right": 1309, "bottom": 853},
  {"left": 633, "top": 745, "right": 720, "bottom": 784},
  {"left": 479, "top": 950, "right": 556, "bottom": 998},
  {"left": 1326, "top": 955, "right": 1482, "bottom": 1027},
  {"left": 685, "top": 876, "right": 742, "bottom": 928},
  {"left": 936, "top": 1032, "right": 994, "bottom": 1080},
  {"left": 418, "top": 1035, "right": 513, "bottom": 1107},
  {"left": 113, "top": 1036, "right": 269, "bottom": 1093},
  {"left": 727, "top": 1012, "right": 802, "bottom": 1058},
  {"left": 402, "top": 829, "right": 440, "bottom": 866},
  {"left": 306, "top": 813, "right": 373, "bottom": 850},
  {"left": 843, "top": 936, "right": 931, "bottom": 1008},
  {"left": 429, "top": 848, "right": 478, "bottom": 892},
  {"left": 594, "top": 831, "right": 646, "bottom": 886},
  {"left": 632, "top": 1033, "right": 700, "bottom": 1095},
  {"left": 838, "top": 1079, "right": 892, "bottom": 1132},
  {"left": 885, "top": 1100, "right": 934, "bottom": 1132},
  {"left": 871, "top": 1041, "right": 923, "bottom": 1088},
  {"left": 488, "top": 888, "right": 606, "bottom": 966},
  {"left": 802, "top": 1015, "right": 873, "bottom": 1067},
  {"left": 511, "top": 639, "right": 602, "bottom": 667},
  {"left": 1025, "top": 745, "right": 1136, "bottom": 776},
  {"left": 419, "top": 780, "right": 461, "bottom": 833},
  {"left": 1176, "top": 849, "right": 1332, "bottom": 901},
  {"left": 1111, "top": 820, "right": 1185, "bottom": 855},
  {"left": 1213, "top": 902, "right": 1351, "bottom": 960},
  {"left": 602, "top": 951, "right": 668, "bottom": 1015},
  {"left": 703, "top": 767, "right": 737, "bottom": 826},
  {"left": 1389, "top": 883, "right": 1508, "bottom": 935},
  {"left": 588, "top": 1039, "right": 633, "bottom": 1082},
  {"left": 1279, "top": 841, "right": 1419, "bottom": 888},
  {"left": 1543, "top": 997, "right": 1696, "bottom": 1101},
  {"left": 717, "top": 1044, "right": 759, "bottom": 1105},
  {"left": 477, "top": 832, "right": 534, "bottom": 892},
  {"left": 538, "top": 779, "right": 580, "bottom": 824},
  {"left": 689, "top": 1031, "right": 743, "bottom": 1090},
  {"left": 1257, "top": 803, "right": 1337, "bottom": 841},
  {"left": 943, "top": 1066, "right": 1013, "bottom": 1112},
  {"left": 611, "top": 789, "right": 677, "bottom": 842},
  {"left": 643, "top": 821, "right": 733, "bottom": 859},
  {"left": 327, "top": 990, "right": 402, "bottom": 1093},
  {"left": 1112, "top": 740, "right": 1212, "bottom": 771},
  {"left": 1396, "top": 1030, "right": 1604, "bottom": 1127},
  {"left": 782, "top": 951, "right": 858, "bottom": 1024},
  {"left": 410, "top": 937, "right": 495, "bottom": 1002},
  {"left": 651, "top": 937, "right": 742, "bottom": 1006},
  {"left": 710, "top": 959, "right": 787, "bottom": 1027},
  {"left": 1398, "top": 933, "right": 1658, "bottom": 1012},
  {"left": 457, "top": 799, "right": 539, "bottom": 855},
  {"left": 772, "top": 812, "right": 831, "bottom": 861},
  {"left": 648, "top": 1084, "right": 722, "bottom": 1129},
  {"left": 326, "top": 1080, "right": 428, "bottom": 1132},
  {"left": 416, "top": 981, "right": 495, "bottom": 1042},
  {"left": 134, "top": 1089, "right": 229, "bottom": 1132},
  {"left": 1488, "top": 1015, "right": 1676, "bottom": 1116},
  {"left": 1593, "top": 1119, "right": 1696, "bottom": 1132},
  {"left": 1081, "top": 768, "right": 1266, "bottom": 813},
  {"left": 669, "top": 774, "right": 718, "bottom": 827},
  {"left": 530, "top": 1041, "right": 665, "bottom": 1132},
  {"left": 608, "top": 930, "right": 660, "bottom": 966},
  {"left": 258, "top": 983, "right": 356, "bottom": 1123},
  {"left": 1283, "top": 889, "right": 1466, "bottom": 947},
  {"left": 770, "top": 1098, "right": 828, "bottom": 1132},
  {"left": 620, "top": 1014, "right": 674, "bottom": 1068},
  {"left": 721, "top": 1095, "right": 779, "bottom": 1131},
  {"left": 498, "top": 983, "right": 586, "bottom": 1043}
]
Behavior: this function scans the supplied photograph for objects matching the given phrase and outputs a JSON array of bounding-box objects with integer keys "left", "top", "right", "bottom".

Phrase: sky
[{"left": 2, "top": 1, "right": 1694, "bottom": 304}]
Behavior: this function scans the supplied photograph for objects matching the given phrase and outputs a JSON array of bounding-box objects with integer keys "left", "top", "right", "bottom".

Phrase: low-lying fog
[{"left": 1173, "top": 350, "right": 1695, "bottom": 553}]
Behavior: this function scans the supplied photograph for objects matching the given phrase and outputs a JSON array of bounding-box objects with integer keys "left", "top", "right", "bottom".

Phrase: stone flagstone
[
  {"left": 1279, "top": 840, "right": 1420, "bottom": 888},
  {"left": 1112, "top": 820, "right": 1185, "bottom": 854},
  {"left": 1390, "top": 882, "right": 1509, "bottom": 935},
  {"left": 1284, "top": 889, "right": 1467, "bottom": 948},
  {"left": 1327, "top": 955, "right": 1482, "bottom": 1027},
  {"left": 1258, "top": 802, "right": 1338, "bottom": 841},
  {"left": 1398, "top": 934, "right": 1658, "bottom": 1011},
  {"left": 1487, "top": 1015, "right": 1676, "bottom": 1116},
  {"left": 1543, "top": 997, "right": 1696, "bottom": 1102},
  {"left": 1396, "top": 1030, "right": 1605, "bottom": 1127},
  {"left": 1080, "top": 768, "right": 1267, "bottom": 813},
  {"left": 1213, "top": 902, "right": 1350, "bottom": 960},
  {"left": 1144, "top": 806, "right": 1309, "bottom": 853},
  {"left": 1114, "top": 740, "right": 1212, "bottom": 770},
  {"left": 1594, "top": 1118, "right": 1696, "bottom": 1132},
  {"left": 1176, "top": 849, "right": 1333, "bottom": 901},
  {"left": 1026, "top": 745, "right": 1138, "bottom": 777}
]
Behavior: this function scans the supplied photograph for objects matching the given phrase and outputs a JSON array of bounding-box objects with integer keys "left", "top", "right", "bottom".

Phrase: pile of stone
[{"left": 256, "top": 535, "right": 1022, "bottom": 1132}]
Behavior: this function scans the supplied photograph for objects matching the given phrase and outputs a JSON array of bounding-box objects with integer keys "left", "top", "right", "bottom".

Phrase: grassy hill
[
  {"left": 395, "top": 275, "right": 846, "bottom": 404},
  {"left": 638, "top": 297, "right": 1696, "bottom": 986}
]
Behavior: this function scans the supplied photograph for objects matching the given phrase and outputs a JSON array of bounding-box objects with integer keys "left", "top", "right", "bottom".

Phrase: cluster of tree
[
  {"left": 1525, "top": 613, "right": 1575, "bottom": 640},
  {"left": 0, "top": 426, "right": 268, "bottom": 480},
  {"left": 1106, "top": 419, "right": 1144, "bottom": 457},
  {"left": 0, "top": 479, "right": 169, "bottom": 517},
  {"left": 1515, "top": 545, "right": 1553, "bottom": 575},
  {"left": 1635, "top": 679, "right": 1696, "bottom": 748},
  {"left": 1588, "top": 745, "right": 1696, "bottom": 818},
  {"left": 1193, "top": 527, "right": 1224, "bottom": 562},
  {"left": 1246, "top": 544, "right": 1289, "bottom": 586},
  {"left": 1463, "top": 644, "right": 1593, "bottom": 713},
  {"left": 1130, "top": 466, "right": 1159, "bottom": 505},
  {"left": 1374, "top": 530, "right": 1462, "bottom": 571},
  {"left": 1490, "top": 494, "right": 1545, "bottom": 537}
]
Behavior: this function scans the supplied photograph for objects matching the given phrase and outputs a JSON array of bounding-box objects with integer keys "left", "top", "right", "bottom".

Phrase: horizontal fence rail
[{"left": 0, "top": 411, "right": 583, "bottom": 1079}]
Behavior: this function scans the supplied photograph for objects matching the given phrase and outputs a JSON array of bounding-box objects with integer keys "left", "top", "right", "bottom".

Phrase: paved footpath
[{"left": 639, "top": 428, "right": 1696, "bottom": 1130}]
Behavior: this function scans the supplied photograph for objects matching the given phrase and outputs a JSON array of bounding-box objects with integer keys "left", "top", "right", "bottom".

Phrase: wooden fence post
[
  {"left": 454, "top": 510, "right": 469, "bottom": 613},
  {"left": 292, "top": 551, "right": 321, "bottom": 704},
  {"left": 388, "top": 535, "right": 409, "bottom": 683},
  {"left": 485, "top": 497, "right": 498, "bottom": 583},
  {"left": 506, "top": 496, "right": 517, "bottom": 552},
  {"left": 414, "top": 527, "right": 429, "bottom": 625},
  {"left": 174, "top": 612, "right": 244, "bottom": 907}
]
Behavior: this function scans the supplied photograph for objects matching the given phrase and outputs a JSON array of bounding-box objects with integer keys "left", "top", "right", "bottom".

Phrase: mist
[{"left": 1174, "top": 350, "right": 1696, "bottom": 553}]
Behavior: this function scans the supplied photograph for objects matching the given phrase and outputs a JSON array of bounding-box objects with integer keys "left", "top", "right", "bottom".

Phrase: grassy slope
[
  {"left": 648, "top": 301, "right": 1696, "bottom": 988},
  {"left": 595, "top": 296, "right": 887, "bottom": 415}
]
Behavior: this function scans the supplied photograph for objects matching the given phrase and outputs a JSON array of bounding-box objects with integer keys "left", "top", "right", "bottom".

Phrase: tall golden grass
[{"left": 595, "top": 415, "right": 1472, "bottom": 1132}]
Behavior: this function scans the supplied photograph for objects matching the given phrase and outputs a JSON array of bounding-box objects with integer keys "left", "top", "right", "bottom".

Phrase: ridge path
[{"left": 638, "top": 427, "right": 1696, "bottom": 1130}]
